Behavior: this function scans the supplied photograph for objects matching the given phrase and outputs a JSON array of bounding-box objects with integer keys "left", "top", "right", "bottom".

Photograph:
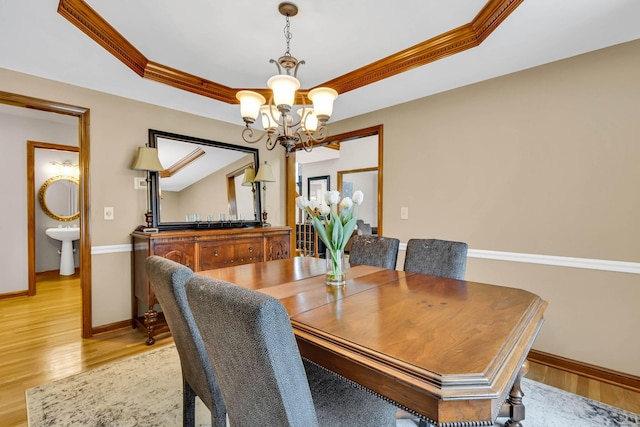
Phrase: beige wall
[
  {"left": 0, "top": 111, "right": 77, "bottom": 292},
  {"left": 329, "top": 39, "right": 640, "bottom": 375},
  {"left": 1, "top": 39, "right": 638, "bottom": 376},
  {"left": 175, "top": 154, "right": 255, "bottom": 221},
  {"left": 0, "top": 68, "right": 286, "bottom": 328}
]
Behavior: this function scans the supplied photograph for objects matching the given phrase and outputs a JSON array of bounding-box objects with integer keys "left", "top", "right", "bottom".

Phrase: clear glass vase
[{"left": 325, "top": 249, "right": 346, "bottom": 286}]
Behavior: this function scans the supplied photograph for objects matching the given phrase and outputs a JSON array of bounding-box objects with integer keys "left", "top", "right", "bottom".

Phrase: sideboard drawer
[
  {"left": 199, "top": 238, "right": 263, "bottom": 270},
  {"left": 233, "top": 239, "right": 263, "bottom": 265}
]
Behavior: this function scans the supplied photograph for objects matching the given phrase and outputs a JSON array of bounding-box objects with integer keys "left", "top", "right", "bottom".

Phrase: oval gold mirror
[{"left": 38, "top": 175, "right": 80, "bottom": 222}]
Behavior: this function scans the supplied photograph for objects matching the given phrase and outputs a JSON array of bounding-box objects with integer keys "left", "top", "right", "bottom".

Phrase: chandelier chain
[{"left": 283, "top": 14, "right": 293, "bottom": 57}]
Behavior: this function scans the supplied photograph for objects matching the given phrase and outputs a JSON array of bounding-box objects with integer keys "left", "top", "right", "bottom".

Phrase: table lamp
[
  {"left": 131, "top": 146, "right": 164, "bottom": 231},
  {"left": 254, "top": 161, "right": 276, "bottom": 226}
]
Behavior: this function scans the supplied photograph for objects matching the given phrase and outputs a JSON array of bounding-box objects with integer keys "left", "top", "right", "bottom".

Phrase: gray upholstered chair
[
  {"left": 356, "top": 219, "right": 373, "bottom": 235},
  {"left": 349, "top": 235, "right": 400, "bottom": 270},
  {"left": 144, "top": 256, "right": 226, "bottom": 427},
  {"left": 185, "top": 275, "right": 397, "bottom": 427},
  {"left": 403, "top": 238, "right": 468, "bottom": 280}
]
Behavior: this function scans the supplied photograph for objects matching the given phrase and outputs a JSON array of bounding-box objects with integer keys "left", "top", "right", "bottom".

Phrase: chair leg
[{"left": 183, "top": 378, "right": 196, "bottom": 427}]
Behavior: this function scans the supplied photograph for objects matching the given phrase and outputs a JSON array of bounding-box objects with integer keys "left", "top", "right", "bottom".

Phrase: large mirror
[
  {"left": 38, "top": 175, "right": 80, "bottom": 222},
  {"left": 148, "top": 129, "right": 261, "bottom": 230},
  {"left": 293, "top": 127, "right": 382, "bottom": 256}
]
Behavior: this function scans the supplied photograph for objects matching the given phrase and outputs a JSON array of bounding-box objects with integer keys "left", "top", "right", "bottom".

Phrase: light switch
[
  {"left": 134, "top": 177, "right": 147, "bottom": 190},
  {"left": 104, "top": 207, "right": 114, "bottom": 220},
  {"left": 400, "top": 207, "right": 409, "bottom": 220}
]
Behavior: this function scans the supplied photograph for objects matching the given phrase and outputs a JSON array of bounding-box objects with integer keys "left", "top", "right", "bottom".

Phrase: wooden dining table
[{"left": 198, "top": 256, "right": 548, "bottom": 427}]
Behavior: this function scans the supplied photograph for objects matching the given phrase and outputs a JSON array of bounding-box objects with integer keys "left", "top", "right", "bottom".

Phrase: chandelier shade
[
  {"left": 297, "top": 108, "right": 318, "bottom": 132},
  {"left": 308, "top": 87, "right": 338, "bottom": 121},
  {"left": 267, "top": 75, "right": 300, "bottom": 109},
  {"left": 236, "top": 90, "right": 266, "bottom": 123},
  {"left": 236, "top": 2, "right": 337, "bottom": 155}
]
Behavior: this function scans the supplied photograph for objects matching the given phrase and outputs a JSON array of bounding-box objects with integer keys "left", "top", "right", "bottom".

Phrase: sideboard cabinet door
[{"left": 265, "top": 229, "right": 291, "bottom": 260}]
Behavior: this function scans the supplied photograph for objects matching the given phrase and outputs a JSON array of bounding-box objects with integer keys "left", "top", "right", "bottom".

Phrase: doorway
[
  {"left": 286, "top": 125, "right": 383, "bottom": 254},
  {"left": 27, "top": 142, "right": 80, "bottom": 294},
  {"left": 0, "top": 91, "right": 92, "bottom": 338}
]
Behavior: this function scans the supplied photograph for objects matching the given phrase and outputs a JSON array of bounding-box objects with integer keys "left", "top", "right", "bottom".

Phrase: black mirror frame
[
  {"left": 148, "top": 129, "right": 262, "bottom": 230},
  {"left": 307, "top": 175, "right": 330, "bottom": 201}
]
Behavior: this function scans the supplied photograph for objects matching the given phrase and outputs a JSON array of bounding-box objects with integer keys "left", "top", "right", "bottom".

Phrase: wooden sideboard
[{"left": 131, "top": 226, "right": 291, "bottom": 344}]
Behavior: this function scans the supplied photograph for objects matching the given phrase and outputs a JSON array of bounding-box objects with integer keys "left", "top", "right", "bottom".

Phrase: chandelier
[{"left": 236, "top": 2, "right": 338, "bottom": 155}]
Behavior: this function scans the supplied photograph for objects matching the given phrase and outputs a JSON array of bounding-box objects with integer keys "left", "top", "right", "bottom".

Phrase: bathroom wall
[{"left": 0, "top": 107, "right": 77, "bottom": 294}]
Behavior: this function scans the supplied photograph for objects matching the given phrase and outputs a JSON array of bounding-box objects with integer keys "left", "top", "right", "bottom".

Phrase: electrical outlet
[
  {"left": 104, "top": 207, "right": 114, "bottom": 220},
  {"left": 400, "top": 207, "right": 409, "bottom": 220}
]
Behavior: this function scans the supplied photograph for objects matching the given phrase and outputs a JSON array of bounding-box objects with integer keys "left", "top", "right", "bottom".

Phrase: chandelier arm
[
  {"left": 269, "top": 59, "right": 283, "bottom": 75},
  {"left": 292, "top": 60, "right": 305, "bottom": 79},
  {"left": 306, "top": 124, "right": 328, "bottom": 144},
  {"left": 265, "top": 133, "right": 279, "bottom": 151},
  {"left": 241, "top": 126, "right": 266, "bottom": 144},
  {"left": 266, "top": 96, "right": 283, "bottom": 125},
  {"left": 294, "top": 129, "right": 313, "bottom": 152}
]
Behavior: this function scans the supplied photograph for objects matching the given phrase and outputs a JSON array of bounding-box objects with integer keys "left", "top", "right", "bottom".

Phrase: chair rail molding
[
  {"left": 98, "top": 243, "right": 639, "bottom": 274},
  {"left": 398, "top": 244, "right": 640, "bottom": 275},
  {"left": 91, "top": 244, "right": 132, "bottom": 255}
]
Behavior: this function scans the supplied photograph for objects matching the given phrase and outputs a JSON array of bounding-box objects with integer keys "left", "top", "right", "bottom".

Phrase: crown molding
[{"left": 57, "top": 0, "right": 522, "bottom": 102}]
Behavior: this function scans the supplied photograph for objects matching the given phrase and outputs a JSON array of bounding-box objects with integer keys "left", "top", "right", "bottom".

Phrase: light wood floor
[{"left": 1, "top": 272, "right": 638, "bottom": 426}]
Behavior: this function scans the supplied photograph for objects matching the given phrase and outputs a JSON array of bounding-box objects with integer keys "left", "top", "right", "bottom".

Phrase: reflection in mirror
[
  {"left": 338, "top": 168, "right": 378, "bottom": 234},
  {"left": 307, "top": 175, "right": 330, "bottom": 206},
  {"left": 38, "top": 176, "right": 80, "bottom": 222},
  {"left": 148, "top": 129, "right": 261, "bottom": 230}
]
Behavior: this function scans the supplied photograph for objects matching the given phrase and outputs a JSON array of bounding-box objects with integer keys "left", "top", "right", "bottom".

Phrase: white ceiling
[{"left": 1, "top": 0, "right": 639, "bottom": 127}]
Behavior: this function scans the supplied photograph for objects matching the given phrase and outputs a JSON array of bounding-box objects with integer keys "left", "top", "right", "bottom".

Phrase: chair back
[
  {"left": 349, "top": 235, "right": 400, "bottom": 270},
  {"left": 403, "top": 238, "right": 468, "bottom": 279},
  {"left": 144, "top": 256, "right": 226, "bottom": 424},
  {"left": 185, "top": 275, "right": 320, "bottom": 427}
]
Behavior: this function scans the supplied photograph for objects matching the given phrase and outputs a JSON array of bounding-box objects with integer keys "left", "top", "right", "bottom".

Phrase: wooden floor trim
[
  {"left": 92, "top": 319, "right": 132, "bottom": 335},
  {"left": 528, "top": 349, "right": 640, "bottom": 393},
  {"left": 0, "top": 290, "right": 29, "bottom": 300}
]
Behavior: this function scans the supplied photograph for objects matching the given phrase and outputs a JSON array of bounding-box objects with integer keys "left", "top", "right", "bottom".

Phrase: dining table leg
[{"left": 502, "top": 360, "right": 529, "bottom": 426}]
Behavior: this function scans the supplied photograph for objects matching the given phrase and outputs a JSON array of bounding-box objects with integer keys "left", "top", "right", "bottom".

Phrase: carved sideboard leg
[
  {"left": 503, "top": 360, "right": 529, "bottom": 427},
  {"left": 143, "top": 307, "right": 157, "bottom": 345}
]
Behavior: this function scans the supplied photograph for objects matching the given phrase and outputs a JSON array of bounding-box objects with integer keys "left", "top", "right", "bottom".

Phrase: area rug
[{"left": 26, "top": 345, "right": 639, "bottom": 427}]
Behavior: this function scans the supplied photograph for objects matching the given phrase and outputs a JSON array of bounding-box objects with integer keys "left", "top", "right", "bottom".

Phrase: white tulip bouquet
[{"left": 296, "top": 190, "right": 364, "bottom": 285}]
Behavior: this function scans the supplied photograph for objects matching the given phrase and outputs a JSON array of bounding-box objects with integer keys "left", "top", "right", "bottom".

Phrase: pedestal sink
[{"left": 46, "top": 226, "right": 80, "bottom": 275}]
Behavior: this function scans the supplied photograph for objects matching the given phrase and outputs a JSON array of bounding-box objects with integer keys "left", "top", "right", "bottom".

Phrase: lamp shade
[
  {"left": 297, "top": 108, "right": 318, "bottom": 132},
  {"left": 237, "top": 90, "right": 266, "bottom": 121},
  {"left": 308, "top": 87, "right": 338, "bottom": 121},
  {"left": 131, "top": 146, "right": 164, "bottom": 171},
  {"left": 267, "top": 74, "right": 300, "bottom": 108},
  {"left": 260, "top": 105, "right": 281, "bottom": 130},
  {"left": 241, "top": 167, "right": 256, "bottom": 186},
  {"left": 254, "top": 161, "right": 276, "bottom": 182}
]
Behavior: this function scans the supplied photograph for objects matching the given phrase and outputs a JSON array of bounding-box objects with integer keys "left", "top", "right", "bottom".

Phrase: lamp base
[
  {"left": 261, "top": 211, "right": 271, "bottom": 227},
  {"left": 135, "top": 225, "right": 159, "bottom": 233},
  {"left": 144, "top": 210, "right": 154, "bottom": 228}
]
